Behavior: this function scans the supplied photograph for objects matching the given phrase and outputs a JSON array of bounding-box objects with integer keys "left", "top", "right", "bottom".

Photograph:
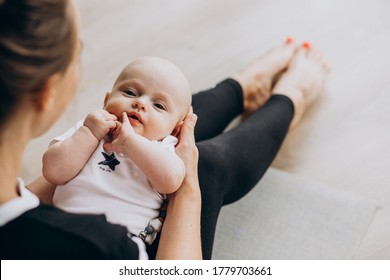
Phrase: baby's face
[{"left": 104, "top": 57, "right": 191, "bottom": 140}]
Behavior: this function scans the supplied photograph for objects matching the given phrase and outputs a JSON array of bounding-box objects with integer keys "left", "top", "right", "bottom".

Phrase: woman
[{"left": 0, "top": 0, "right": 329, "bottom": 259}]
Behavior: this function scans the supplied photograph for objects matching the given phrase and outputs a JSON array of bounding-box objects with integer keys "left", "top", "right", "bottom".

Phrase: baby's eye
[
  {"left": 154, "top": 103, "right": 166, "bottom": 110},
  {"left": 124, "top": 90, "right": 137, "bottom": 97}
]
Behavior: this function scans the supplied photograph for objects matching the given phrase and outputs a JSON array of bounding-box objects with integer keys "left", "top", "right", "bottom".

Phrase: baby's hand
[
  {"left": 83, "top": 109, "right": 118, "bottom": 140},
  {"left": 103, "top": 112, "right": 135, "bottom": 153}
]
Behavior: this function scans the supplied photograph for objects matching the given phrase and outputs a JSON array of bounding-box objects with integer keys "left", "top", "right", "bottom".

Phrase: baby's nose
[{"left": 133, "top": 98, "right": 147, "bottom": 111}]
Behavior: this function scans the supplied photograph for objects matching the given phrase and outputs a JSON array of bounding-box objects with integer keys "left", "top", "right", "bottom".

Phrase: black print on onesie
[{"left": 98, "top": 152, "right": 120, "bottom": 172}]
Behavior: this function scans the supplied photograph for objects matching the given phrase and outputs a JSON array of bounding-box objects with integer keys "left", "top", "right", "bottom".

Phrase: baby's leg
[{"left": 197, "top": 95, "right": 294, "bottom": 259}]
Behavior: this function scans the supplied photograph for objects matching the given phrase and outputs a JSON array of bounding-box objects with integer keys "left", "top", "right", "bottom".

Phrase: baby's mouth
[{"left": 127, "top": 112, "right": 143, "bottom": 124}]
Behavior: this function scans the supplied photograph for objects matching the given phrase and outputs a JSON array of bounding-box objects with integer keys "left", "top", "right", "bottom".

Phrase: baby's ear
[
  {"left": 171, "top": 121, "right": 184, "bottom": 137},
  {"left": 103, "top": 91, "right": 111, "bottom": 108}
]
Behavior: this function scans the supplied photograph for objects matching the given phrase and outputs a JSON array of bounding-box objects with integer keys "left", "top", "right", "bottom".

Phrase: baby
[{"left": 42, "top": 56, "right": 192, "bottom": 244}]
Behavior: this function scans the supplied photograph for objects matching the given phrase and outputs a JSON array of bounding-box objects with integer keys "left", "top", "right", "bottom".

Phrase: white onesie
[{"left": 52, "top": 120, "right": 177, "bottom": 239}]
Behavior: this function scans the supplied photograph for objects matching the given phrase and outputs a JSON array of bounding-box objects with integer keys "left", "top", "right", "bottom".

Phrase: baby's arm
[
  {"left": 42, "top": 109, "right": 117, "bottom": 185},
  {"left": 104, "top": 113, "right": 185, "bottom": 194}
]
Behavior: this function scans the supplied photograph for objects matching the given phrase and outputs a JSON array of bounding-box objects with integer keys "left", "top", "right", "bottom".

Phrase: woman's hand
[
  {"left": 171, "top": 108, "right": 200, "bottom": 199},
  {"left": 156, "top": 108, "right": 202, "bottom": 260}
]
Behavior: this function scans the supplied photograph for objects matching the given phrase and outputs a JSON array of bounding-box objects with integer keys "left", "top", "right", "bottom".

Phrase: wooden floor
[{"left": 22, "top": 0, "right": 390, "bottom": 259}]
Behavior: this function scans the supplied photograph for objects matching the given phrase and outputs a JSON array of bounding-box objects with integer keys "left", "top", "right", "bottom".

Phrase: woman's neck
[{"left": 0, "top": 118, "right": 32, "bottom": 203}]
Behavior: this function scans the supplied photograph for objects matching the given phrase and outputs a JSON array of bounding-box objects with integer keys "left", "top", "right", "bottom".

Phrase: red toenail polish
[
  {"left": 286, "top": 36, "right": 294, "bottom": 43},
  {"left": 303, "top": 42, "right": 311, "bottom": 49}
]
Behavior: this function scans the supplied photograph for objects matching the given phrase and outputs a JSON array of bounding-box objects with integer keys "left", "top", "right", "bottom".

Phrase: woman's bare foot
[
  {"left": 273, "top": 44, "right": 331, "bottom": 129},
  {"left": 232, "top": 38, "right": 297, "bottom": 117}
]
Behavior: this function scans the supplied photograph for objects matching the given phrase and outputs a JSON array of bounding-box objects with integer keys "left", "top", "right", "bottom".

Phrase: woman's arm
[
  {"left": 156, "top": 112, "right": 202, "bottom": 260},
  {"left": 27, "top": 175, "right": 57, "bottom": 204}
]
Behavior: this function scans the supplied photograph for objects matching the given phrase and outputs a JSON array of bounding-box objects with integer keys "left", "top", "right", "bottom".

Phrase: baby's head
[{"left": 104, "top": 56, "right": 191, "bottom": 140}]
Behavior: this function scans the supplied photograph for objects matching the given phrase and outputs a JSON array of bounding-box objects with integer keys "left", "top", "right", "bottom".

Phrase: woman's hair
[{"left": 0, "top": 0, "right": 77, "bottom": 127}]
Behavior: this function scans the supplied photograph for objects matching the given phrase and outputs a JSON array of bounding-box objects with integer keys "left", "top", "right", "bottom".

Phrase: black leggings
[
  {"left": 148, "top": 79, "right": 294, "bottom": 259},
  {"left": 193, "top": 79, "right": 294, "bottom": 259}
]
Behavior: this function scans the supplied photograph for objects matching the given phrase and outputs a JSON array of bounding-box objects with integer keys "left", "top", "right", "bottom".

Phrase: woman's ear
[
  {"left": 171, "top": 121, "right": 184, "bottom": 137},
  {"left": 35, "top": 74, "right": 61, "bottom": 111}
]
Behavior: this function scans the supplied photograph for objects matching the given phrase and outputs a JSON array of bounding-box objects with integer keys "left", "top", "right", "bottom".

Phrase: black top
[{"left": 0, "top": 203, "right": 141, "bottom": 260}]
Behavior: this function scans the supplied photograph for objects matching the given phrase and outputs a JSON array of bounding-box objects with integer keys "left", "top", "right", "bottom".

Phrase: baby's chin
[{"left": 134, "top": 128, "right": 165, "bottom": 141}]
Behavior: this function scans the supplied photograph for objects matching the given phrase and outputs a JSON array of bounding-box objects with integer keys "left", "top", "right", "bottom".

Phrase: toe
[
  {"left": 293, "top": 46, "right": 308, "bottom": 61},
  {"left": 286, "top": 36, "right": 295, "bottom": 44}
]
